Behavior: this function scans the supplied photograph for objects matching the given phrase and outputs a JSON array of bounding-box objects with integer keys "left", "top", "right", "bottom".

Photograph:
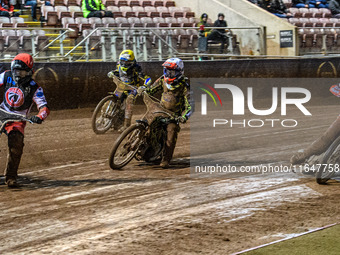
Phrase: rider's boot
[
  {"left": 5, "top": 131, "right": 24, "bottom": 188},
  {"left": 290, "top": 116, "right": 340, "bottom": 165},
  {"left": 160, "top": 123, "right": 180, "bottom": 169},
  {"left": 118, "top": 118, "right": 131, "bottom": 133}
]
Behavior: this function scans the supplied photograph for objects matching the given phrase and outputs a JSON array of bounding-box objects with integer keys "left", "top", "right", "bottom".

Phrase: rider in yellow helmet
[{"left": 108, "top": 50, "right": 151, "bottom": 132}]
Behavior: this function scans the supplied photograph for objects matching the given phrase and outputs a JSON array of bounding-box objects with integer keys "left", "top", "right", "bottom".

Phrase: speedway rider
[
  {"left": 290, "top": 84, "right": 340, "bottom": 165},
  {"left": 139, "top": 58, "right": 191, "bottom": 168},
  {"left": 0, "top": 53, "right": 50, "bottom": 188},
  {"left": 107, "top": 50, "right": 151, "bottom": 132}
]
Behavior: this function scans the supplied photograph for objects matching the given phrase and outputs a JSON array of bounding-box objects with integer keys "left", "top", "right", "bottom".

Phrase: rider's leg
[
  {"left": 161, "top": 123, "right": 180, "bottom": 168},
  {"left": 4, "top": 130, "right": 24, "bottom": 187},
  {"left": 119, "top": 94, "right": 134, "bottom": 132},
  {"left": 291, "top": 115, "right": 340, "bottom": 164}
]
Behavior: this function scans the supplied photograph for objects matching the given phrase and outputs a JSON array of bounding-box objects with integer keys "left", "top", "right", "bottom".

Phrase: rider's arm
[
  {"left": 33, "top": 86, "right": 50, "bottom": 120},
  {"left": 147, "top": 77, "right": 163, "bottom": 95},
  {"left": 181, "top": 86, "right": 192, "bottom": 120},
  {"left": 0, "top": 71, "right": 6, "bottom": 87}
]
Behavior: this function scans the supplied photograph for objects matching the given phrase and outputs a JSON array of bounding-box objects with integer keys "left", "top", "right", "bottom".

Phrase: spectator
[
  {"left": 197, "top": 13, "right": 212, "bottom": 36},
  {"left": 0, "top": 0, "right": 20, "bottom": 17},
  {"left": 292, "top": 0, "right": 311, "bottom": 8},
  {"left": 309, "top": 0, "right": 329, "bottom": 8},
  {"left": 82, "top": 0, "right": 113, "bottom": 18},
  {"left": 329, "top": 0, "right": 340, "bottom": 17},
  {"left": 258, "top": 0, "right": 293, "bottom": 18},
  {"left": 248, "top": 0, "right": 259, "bottom": 4},
  {"left": 211, "top": 13, "right": 229, "bottom": 53}
]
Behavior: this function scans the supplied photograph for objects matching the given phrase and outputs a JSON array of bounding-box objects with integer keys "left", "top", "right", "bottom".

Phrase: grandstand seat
[
  {"left": 324, "top": 28, "right": 336, "bottom": 49},
  {"left": 301, "top": 28, "right": 314, "bottom": 48},
  {"left": 152, "top": 0, "right": 163, "bottom": 7},
  {"left": 164, "top": 0, "right": 175, "bottom": 7},
  {"left": 156, "top": 6, "right": 171, "bottom": 18},
  {"left": 117, "top": 0, "right": 129, "bottom": 7},
  {"left": 189, "top": 17, "right": 199, "bottom": 26},
  {"left": 89, "top": 17, "right": 104, "bottom": 28},
  {"left": 19, "top": 30, "right": 33, "bottom": 52},
  {"left": 42, "top": 6, "right": 58, "bottom": 26},
  {"left": 141, "top": 16, "right": 156, "bottom": 27},
  {"left": 132, "top": 6, "right": 147, "bottom": 17},
  {"left": 115, "top": 17, "right": 130, "bottom": 27},
  {"left": 128, "top": 0, "right": 140, "bottom": 6},
  {"left": 68, "top": 6, "right": 83, "bottom": 18},
  {"left": 82, "top": 29, "right": 102, "bottom": 51},
  {"left": 320, "top": 8, "right": 332, "bottom": 18},
  {"left": 11, "top": 17, "right": 28, "bottom": 28},
  {"left": 177, "top": 17, "right": 193, "bottom": 27},
  {"left": 75, "top": 17, "right": 92, "bottom": 32},
  {"left": 32, "top": 30, "right": 48, "bottom": 51},
  {"left": 102, "top": 17, "right": 117, "bottom": 27},
  {"left": 3, "top": 30, "right": 20, "bottom": 52},
  {"left": 153, "top": 17, "right": 167, "bottom": 27},
  {"left": 0, "top": 17, "right": 12, "bottom": 27},
  {"left": 120, "top": 6, "right": 136, "bottom": 17},
  {"left": 145, "top": 6, "right": 160, "bottom": 17},
  {"left": 165, "top": 17, "right": 180, "bottom": 27},
  {"left": 168, "top": 6, "right": 183, "bottom": 18},
  {"left": 289, "top": 8, "right": 300, "bottom": 17},
  {"left": 55, "top": 6, "right": 72, "bottom": 20},
  {"left": 299, "top": 8, "right": 311, "bottom": 18},
  {"left": 187, "top": 28, "right": 198, "bottom": 49},
  {"left": 310, "top": 8, "right": 322, "bottom": 18},
  {"left": 330, "top": 18, "right": 340, "bottom": 27},
  {"left": 180, "top": 7, "right": 195, "bottom": 18},
  {"left": 107, "top": 6, "right": 123, "bottom": 17},
  {"left": 173, "top": 28, "right": 189, "bottom": 49},
  {"left": 140, "top": 0, "right": 152, "bottom": 7},
  {"left": 319, "top": 18, "right": 333, "bottom": 27},
  {"left": 128, "top": 17, "right": 144, "bottom": 27},
  {"left": 103, "top": 0, "right": 116, "bottom": 6},
  {"left": 61, "top": 17, "right": 79, "bottom": 38},
  {"left": 64, "top": 0, "right": 78, "bottom": 6},
  {"left": 283, "top": 0, "right": 292, "bottom": 8}
]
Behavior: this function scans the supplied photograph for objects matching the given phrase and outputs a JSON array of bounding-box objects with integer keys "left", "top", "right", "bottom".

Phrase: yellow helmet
[{"left": 119, "top": 50, "right": 136, "bottom": 73}]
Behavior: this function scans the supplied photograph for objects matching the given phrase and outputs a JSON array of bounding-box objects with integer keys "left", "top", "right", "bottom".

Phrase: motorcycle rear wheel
[
  {"left": 109, "top": 124, "right": 146, "bottom": 170},
  {"left": 91, "top": 96, "right": 119, "bottom": 134},
  {"left": 316, "top": 136, "right": 340, "bottom": 184}
]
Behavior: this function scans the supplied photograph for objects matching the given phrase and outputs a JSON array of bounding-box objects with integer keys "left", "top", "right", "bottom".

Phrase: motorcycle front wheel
[
  {"left": 109, "top": 124, "right": 146, "bottom": 170},
  {"left": 316, "top": 136, "right": 340, "bottom": 184},
  {"left": 91, "top": 96, "right": 119, "bottom": 134}
]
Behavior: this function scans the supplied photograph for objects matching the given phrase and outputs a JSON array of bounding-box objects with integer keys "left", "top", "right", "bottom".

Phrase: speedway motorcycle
[
  {"left": 0, "top": 108, "right": 32, "bottom": 137},
  {"left": 109, "top": 88, "right": 178, "bottom": 170},
  {"left": 91, "top": 75, "right": 137, "bottom": 134}
]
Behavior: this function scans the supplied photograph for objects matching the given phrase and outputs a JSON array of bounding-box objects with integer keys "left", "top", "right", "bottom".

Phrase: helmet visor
[
  {"left": 163, "top": 68, "right": 181, "bottom": 79},
  {"left": 120, "top": 60, "right": 134, "bottom": 68}
]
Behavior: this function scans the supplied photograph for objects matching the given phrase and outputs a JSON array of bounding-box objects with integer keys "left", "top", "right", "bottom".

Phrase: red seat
[
  {"left": 102, "top": 17, "right": 117, "bottom": 27},
  {"left": 68, "top": 6, "right": 83, "bottom": 18},
  {"left": 61, "top": 17, "right": 79, "bottom": 38},
  {"left": 152, "top": 0, "right": 163, "bottom": 7},
  {"left": 310, "top": 8, "right": 322, "bottom": 18},
  {"left": 320, "top": 8, "right": 332, "bottom": 18},
  {"left": 75, "top": 17, "right": 92, "bottom": 32},
  {"left": 128, "top": 0, "right": 140, "bottom": 6},
  {"left": 164, "top": 0, "right": 175, "bottom": 7}
]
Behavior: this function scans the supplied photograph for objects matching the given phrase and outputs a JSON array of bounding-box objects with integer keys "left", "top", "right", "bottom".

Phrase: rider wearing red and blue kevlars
[
  {"left": 143, "top": 58, "right": 191, "bottom": 168},
  {"left": 0, "top": 53, "right": 50, "bottom": 188},
  {"left": 291, "top": 83, "right": 340, "bottom": 165}
]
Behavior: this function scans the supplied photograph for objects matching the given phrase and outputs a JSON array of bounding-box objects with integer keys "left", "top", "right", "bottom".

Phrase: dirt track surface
[{"left": 0, "top": 106, "right": 340, "bottom": 254}]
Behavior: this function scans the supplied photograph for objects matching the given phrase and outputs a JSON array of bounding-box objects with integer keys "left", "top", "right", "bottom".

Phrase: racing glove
[
  {"left": 177, "top": 116, "right": 187, "bottom": 124},
  {"left": 30, "top": 115, "right": 43, "bottom": 124}
]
